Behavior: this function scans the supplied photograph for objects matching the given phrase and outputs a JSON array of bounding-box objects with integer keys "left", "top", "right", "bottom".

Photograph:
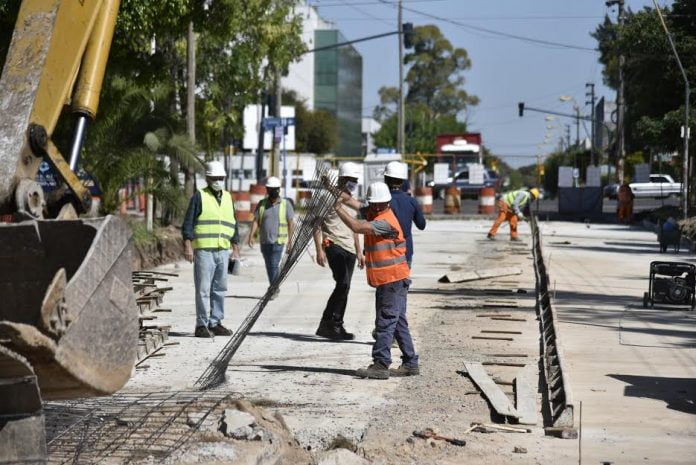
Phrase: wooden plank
[
  {"left": 481, "top": 330, "right": 522, "bottom": 335},
  {"left": 463, "top": 362, "right": 520, "bottom": 418},
  {"left": 476, "top": 314, "right": 511, "bottom": 318},
  {"left": 515, "top": 364, "right": 538, "bottom": 425},
  {"left": 491, "top": 317, "right": 527, "bottom": 322},
  {"left": 472, "top": 336, "right": 514, "bottom": 341}
]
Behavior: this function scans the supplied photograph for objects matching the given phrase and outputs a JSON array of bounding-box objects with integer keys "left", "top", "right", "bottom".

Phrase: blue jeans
[
  {"left": 194, "top": 248, "right": 229, "bottom": 328},
  {"left": 260, "top": 243, "right": 284, "bottom": 284},
  {"left": 373, "top": 279, "right": 418, "bottom": 368}
]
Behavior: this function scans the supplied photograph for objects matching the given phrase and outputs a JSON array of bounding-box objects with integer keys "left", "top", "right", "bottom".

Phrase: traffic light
[
  {"left": 403, "top": 22, "right": 414, "bottom": 49},
  {"left": 518, "top": 102, "right": 525, "bottom": 117}
]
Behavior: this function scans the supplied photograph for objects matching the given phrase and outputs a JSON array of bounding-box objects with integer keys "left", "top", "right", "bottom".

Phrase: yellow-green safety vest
[
  {"left": 257, "top": 198, "right": 288, "bottom": 245},
  {"left": 503, "top": 190, "right": 531, "bottom": 208},
  {"left": 192, "top": 188, "right": 236, "bottom": 249}
]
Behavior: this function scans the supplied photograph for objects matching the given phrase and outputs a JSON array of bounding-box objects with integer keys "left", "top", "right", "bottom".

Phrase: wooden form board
[
  {"left": 464, "top": 362, "right": 520, "bottom": 418},
  {"left": 515, "top": 364, "right": 538, "bottom": 425}
]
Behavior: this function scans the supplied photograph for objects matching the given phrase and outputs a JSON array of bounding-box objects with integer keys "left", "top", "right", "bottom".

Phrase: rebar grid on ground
[
  {"left": 195, "top": 166, "right": 340, "bottom": 389},
  {"left": 45, "top": 390, "right": 242, "bottom": 464}
]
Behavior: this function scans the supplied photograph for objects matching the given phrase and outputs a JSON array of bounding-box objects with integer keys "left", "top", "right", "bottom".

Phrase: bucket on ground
[
  {"left": 444, "top": 186, "right": 461, "bottom": 214},
  {"left": 415, "top": 187, "right": 433, "bottom": 215},
  {"left": 478, "top": 187, "right": 496, "bottom": 214}
]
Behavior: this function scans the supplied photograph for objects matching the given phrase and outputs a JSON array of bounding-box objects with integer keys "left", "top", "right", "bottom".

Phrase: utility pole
[
  {"left": 652, "top": 0, "right": 690, "bottom": 218},
  {"left": 565, "top": 124, "right": 571, "bottom": 151},
  {"left": 586, "top": 83, "right": 596, "bottom": 165},
  {"left": 607, "top": 0, "right": 626, "bottom": 183},
  {"left": 185, "top": 20, "right": 196, "bottom": 197},
  {"left": 397, "top": 0, "right": 405, "bottom": 155},
  {"left": 256, "top": 90, "right": 266, "bottom": 183},
  {"left": 272, "top": 72, "right": 282, "bottom": 178},
  {"left": 575, "top": 106, "right": 580, "bottom": 147}
]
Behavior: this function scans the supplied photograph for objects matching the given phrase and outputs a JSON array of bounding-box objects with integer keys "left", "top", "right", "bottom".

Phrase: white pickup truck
[{"left": 630, "top": 174, "right": 682, "bottom": 198}]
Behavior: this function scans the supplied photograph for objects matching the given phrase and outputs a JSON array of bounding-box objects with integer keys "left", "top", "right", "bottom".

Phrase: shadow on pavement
[
  {"left": 248, "top": 331, "right": 372, "bottom": 345},
  {"left": 238, "top": 364, "right": 357, "bottom": 377},
  {"left": 226, "top": 294, "right": 263, "bottom": 300},
  {"left": 607, "top": 374, "right": 696, "bottom": 415}
]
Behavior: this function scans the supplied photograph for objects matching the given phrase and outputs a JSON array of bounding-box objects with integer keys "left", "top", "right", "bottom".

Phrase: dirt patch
[{"left": 131, "top": 224, "right": 185, "bottom": 271}]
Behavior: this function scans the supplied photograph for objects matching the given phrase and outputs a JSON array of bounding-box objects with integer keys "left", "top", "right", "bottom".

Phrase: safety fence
[{"left": 530, "top": 215, "right": 575, "bottom": 429}]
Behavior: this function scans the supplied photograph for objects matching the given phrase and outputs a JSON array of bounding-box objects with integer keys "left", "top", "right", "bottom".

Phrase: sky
[{"left": 310, "top": 0, "right": 666, "bottom": 167}]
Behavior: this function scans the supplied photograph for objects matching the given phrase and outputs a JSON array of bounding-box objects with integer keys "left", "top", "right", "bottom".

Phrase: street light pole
[
  {"left": 607, "top": 0, "right": 626, "bottom": 183},
  {"left": 652, "top": 0, "right": 690, "bottom": 218},
  {"left": 397, "top": 0, "right": 405, "bottom": 155}
]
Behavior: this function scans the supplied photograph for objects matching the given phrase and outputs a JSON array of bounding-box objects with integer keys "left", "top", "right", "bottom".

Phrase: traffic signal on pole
[
  {"left": 518, "top": 102, "right": 525, "bottom": 117},
  {"left": 403, "top": 22, "right": 414, "bottom": 48}
]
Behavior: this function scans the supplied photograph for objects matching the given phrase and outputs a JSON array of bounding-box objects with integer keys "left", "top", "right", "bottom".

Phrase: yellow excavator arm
[{"left": 0, "top": 2, "right": 138, "bottom": 462}]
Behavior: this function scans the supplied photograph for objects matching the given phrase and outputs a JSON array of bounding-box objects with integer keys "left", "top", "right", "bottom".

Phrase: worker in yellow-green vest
[
  {"left": 183, "top": 161, "right": 240, "bottom": 338},
  {"left": 487, "top": 187, "right": 539, "bottom": 241},
  {"left": 247, "top": 176, "right": 295, "bottom": 299}
]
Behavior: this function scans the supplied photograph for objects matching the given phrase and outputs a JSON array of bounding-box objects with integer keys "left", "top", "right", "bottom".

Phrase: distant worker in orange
[
  {"left": 487, "top": 188, "right": 540, "bottom": 241},
  {"left": 617, "top": 183, "right": 634, "bottom": 224}
]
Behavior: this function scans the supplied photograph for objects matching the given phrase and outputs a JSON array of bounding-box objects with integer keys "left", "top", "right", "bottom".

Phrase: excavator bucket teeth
[{"left": 0, "top": 215, "right": 137, "bottom": 400}]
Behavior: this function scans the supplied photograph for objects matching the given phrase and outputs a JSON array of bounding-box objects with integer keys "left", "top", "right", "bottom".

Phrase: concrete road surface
[{"left": 540, "top": 221, "right": 696, "bottom": 465}]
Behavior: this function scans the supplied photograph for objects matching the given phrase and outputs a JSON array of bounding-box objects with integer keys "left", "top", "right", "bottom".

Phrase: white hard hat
[
  {"left": 366, "top": 182, "right": 392, "bottom": 204},
  {"left": 384, "top": 161, "right": 408, "bottom": 180},
  {"left": 205, "top": 161, "right": 226, "bottom": 177},
  {"left": 266, "top": 176, "right": 281, "bottom": 188},
  {"left": 339, "top": 162, "right": 361, "bottom": 179}
]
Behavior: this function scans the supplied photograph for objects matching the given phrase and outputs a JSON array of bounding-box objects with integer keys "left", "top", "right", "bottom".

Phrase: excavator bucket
[{"left": 0, "top": 215, "right": 138, "bottom": 400}]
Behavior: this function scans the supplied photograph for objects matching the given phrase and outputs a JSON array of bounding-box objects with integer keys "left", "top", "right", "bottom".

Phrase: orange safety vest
[{"left": 364, "top": 208, "right": 410, "bottom": 287}]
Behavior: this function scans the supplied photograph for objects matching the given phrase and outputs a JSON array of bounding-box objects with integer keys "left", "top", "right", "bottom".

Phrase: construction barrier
[
  {"left": 249, "top": 184, "right": 265, "bottom": 218},
  {"left": 478, "top": 187, "right": 496, "bottom": 214},
  {"left": 297, "top": 189, "right": 312, "bottom": 210},
  {"left": 232, "top": 190, "right": 252, "bottom": 222},
  {"left": 443, "top": 186, "right": 461, "bottom": 214},
  {"left": 414, "top": 187, "right": 433, "bottom": 214}
]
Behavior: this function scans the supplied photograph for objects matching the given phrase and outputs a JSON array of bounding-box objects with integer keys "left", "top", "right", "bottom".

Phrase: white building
[{"left": 362, "top": 117, "right": 382, "bottom": 155}]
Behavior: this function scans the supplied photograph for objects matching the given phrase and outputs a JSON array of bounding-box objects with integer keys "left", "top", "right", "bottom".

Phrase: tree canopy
[{"left": 372, "top": 24, "right": 477, "bottom": 154}]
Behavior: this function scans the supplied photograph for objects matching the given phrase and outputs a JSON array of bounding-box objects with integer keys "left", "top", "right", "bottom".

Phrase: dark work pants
[
  {"left": 320, "top": 244, "right": 356, "bottom": 325},
  {"left": 373, "top": 279, "right": 418, "bottom": 368}
]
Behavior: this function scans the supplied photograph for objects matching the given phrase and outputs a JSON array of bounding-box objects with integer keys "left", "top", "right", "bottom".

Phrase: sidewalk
[{"left": 540, "top": 221, "right": 696, "bottom": 465}]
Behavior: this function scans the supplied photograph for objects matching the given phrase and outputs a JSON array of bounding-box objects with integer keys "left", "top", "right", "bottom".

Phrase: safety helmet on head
[
  {"left": 366, "top": 182, "right": 392, "bottom": 204},
  {"left": 529, "top": 187, "right": 540, "bottom": 200},
  {"left": 384, "top": 161, "right": 408, "bottom": 180},
  {"left": 339, "top": 162, "right": 361, "bottom": 179},
  {"left": 205, "top": 161, "right": 226, "bottom": 178},
  {"left": 266, "top": 176, "right": 281, "bottom": 188}
]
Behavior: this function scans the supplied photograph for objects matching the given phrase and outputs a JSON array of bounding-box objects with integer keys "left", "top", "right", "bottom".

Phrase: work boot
[
  {"left": 269, "top": 287, "right": 280, "bottom": 300},
  {"left": 209, "top": 323, "right": 233, "bottom": 336},
  {"left": 487, "top": 233, "right": 495, "bottom": 240},
  {"left": 195, "top": 326, "right": 213, "bottom": 338},
  {"left": 335, "top": 324, "right": 355, "bottom": 341},
  {"left": 389, "top": 364, "right": 420, "bottom": 377},
  {"left": 510, "top": 237, "right": 521, "bottom": 242},
  {"left": 316, "top": 320, "right": 341, "bottom": 339},
  {"left": 356, "top": 362, "right": 389, "bottom": 379}
]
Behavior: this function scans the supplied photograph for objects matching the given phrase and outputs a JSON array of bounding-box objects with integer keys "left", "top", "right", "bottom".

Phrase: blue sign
[{"left": 262, "top": 117, "right": 295, "bottom": 129}]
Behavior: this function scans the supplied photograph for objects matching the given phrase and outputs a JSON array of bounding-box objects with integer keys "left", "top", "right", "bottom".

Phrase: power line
[
  {"left": 313, "top": 0, "right": 445, "bottom": 7},
  {"left": 323, "top": 15, "right": 607, "bottom": 22},
  {"left": 376, "top": 0, "right": 597, "bottom": 52}
]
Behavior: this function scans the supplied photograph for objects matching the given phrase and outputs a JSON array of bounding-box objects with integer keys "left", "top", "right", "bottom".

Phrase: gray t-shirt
[
  {"left": 255, "top": 198, "right": 294, "bottom": 245},
  {"left": 370, "top": 219, "right": 398, "bottom": 238}
]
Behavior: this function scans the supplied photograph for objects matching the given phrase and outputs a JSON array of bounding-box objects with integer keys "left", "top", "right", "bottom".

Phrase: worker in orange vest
[
  {"left": 334, "top": 182, "right": 419, "bottom": 379},
  {"left": 617, "top": 183, "right": 634, "bottom": 223}
]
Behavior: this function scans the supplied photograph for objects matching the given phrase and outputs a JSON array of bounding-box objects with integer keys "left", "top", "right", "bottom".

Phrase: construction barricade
[
  {"left": 478, "top": 187, "right": 496, "bottom": 214},
  {"left": 444, "top": 186, "right": 461, "bottom": 214},
  {"left": 415, "top": 187, "right": 433, "bottom": 214}
]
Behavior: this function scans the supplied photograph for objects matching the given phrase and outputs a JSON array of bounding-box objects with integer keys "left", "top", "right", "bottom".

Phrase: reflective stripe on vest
[
  {"left": 258, "top": 198, "right": 288, "bottom": 245},
  {"left": 364, "top": 208, "right": 410, "bottom": 287},
  {"left": 503, "top": 190, "right": 530, "bottom": 208},
  {"left": 192, "top": 189, "right": 236, "bottom": 249}
]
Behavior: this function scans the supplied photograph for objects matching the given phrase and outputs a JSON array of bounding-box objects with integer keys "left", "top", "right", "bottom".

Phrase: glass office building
[{"left": 314, "top": 30, "right": 363, "bottom": 157}]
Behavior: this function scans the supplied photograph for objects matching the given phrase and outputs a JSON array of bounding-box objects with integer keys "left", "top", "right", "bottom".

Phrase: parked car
[
  {"left": 630, "top": 174, "right": 682, "bottom": 199},
  {"left": 603, "top": 183, "right": 619, "bottom": 199},
  {"left": 428, "top": 168, "right": 500, "bottom": 199}
]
